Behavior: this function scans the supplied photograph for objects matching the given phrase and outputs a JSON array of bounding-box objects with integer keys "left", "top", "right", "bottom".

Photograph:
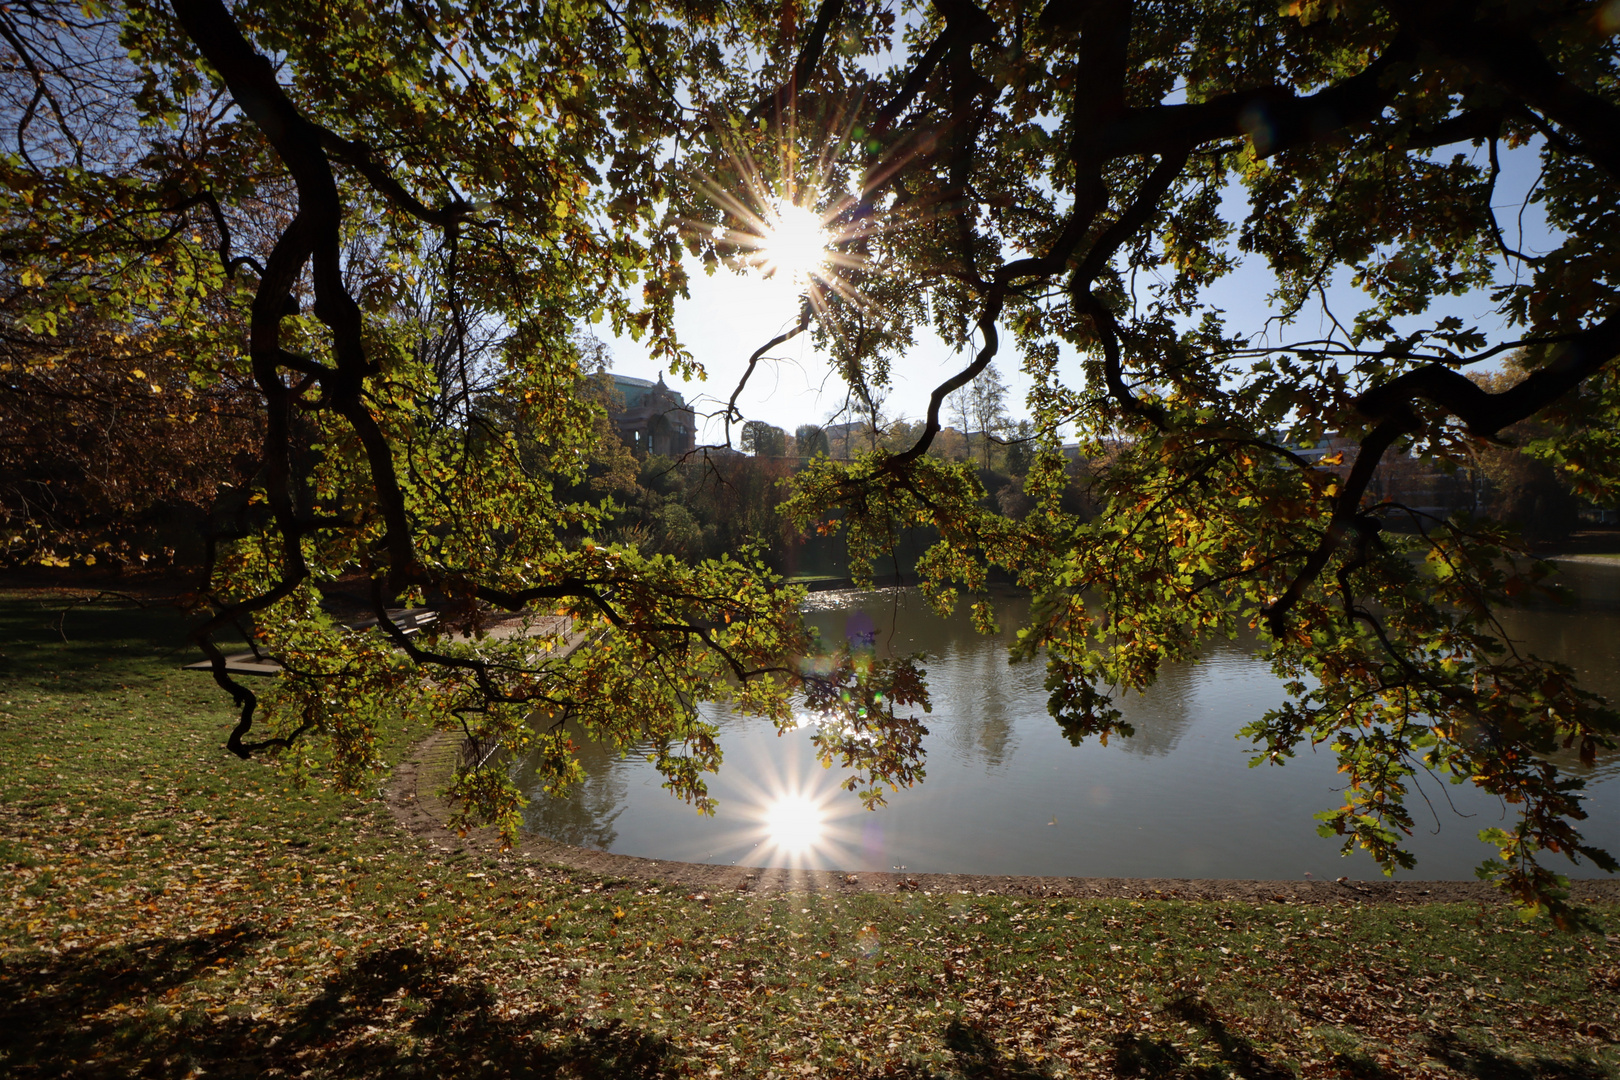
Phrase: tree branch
[
  {"left": 745, "top": 0, "right": 847, "bottom": 125},
  {"left": 317, "top": 128, "right": 473, "bottom": 229},
  {"left": 727, "top": 299, "right": 812, "bottom": 445},
  {"left": 1356, "top": 311, "right": 1620, "bottom": 437},
  {"left": 1263, "top": 417, "right": 1412, "bottom": 635},
  {"left": 1096, "top": 30, "right": 1417, "bottom": 160},
  {"left": 166, "top": 191, "right": 267, "bottom": 278},
  {"left": 1391, "top": 0, "right": 1620, "bottom": 180}
]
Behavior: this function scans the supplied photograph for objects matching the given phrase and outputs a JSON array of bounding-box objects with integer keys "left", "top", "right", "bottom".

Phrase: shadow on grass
[
  {"left": 1329, "top": 1050, "right": 1401, "bottom": 1080},
  {"left": 0, "top": 593, "right": 255, "bottom": 693},
  {"left": 0, "top": 923, "right": 265, "bottom": 1028},
  {"left": 0, "top": 595, "right": 197, "bottom": 689},
  {"left": 930, "top": 1017, "right": 1057, "bottom": 1078},
  {"left": 1110, "top": 1032, "right": 1206, "bottom": 1078},
  {"left": 1425, "top": 1030, "right": 1611, "bottom": 1080},
  {"left": 859, "top": 1016, "right": 1063, "bottom": 1079},
  {"left": 1165, "top": 996, "right": 1292, "bottom": 1080},
  {"left": 1105, "top": 996, "right": 1295, "bottom": 1079},
  {"left": 0, "top": 931, "right": 676, "bottom": 1079},
  {"left": 865, "top": 997, "right": 1297, "bottom": 1080}
]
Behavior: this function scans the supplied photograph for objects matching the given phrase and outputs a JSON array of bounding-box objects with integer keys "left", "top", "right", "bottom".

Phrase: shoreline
[
  {"left": 387, "top": 730, "right": 1620, "bottom": 906},
  {"left": 1550, "top": 553, "right": 1620, "bottom": 566}
]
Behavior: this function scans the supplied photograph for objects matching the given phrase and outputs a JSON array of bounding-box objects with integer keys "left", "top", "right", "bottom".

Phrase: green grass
[{"left": 2, "top": 590, "right": 1618, "bottom": 1078}]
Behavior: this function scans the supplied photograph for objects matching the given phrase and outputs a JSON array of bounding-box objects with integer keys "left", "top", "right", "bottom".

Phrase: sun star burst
[
  {"left": 755, "top": 200, "right": 832, "bottom": 285},
  {"left": 763, "top": 793, "right": 826, "bottom": 854}
]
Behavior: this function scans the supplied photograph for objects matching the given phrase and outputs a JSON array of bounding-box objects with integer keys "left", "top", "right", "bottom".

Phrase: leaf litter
[{"left": 1, "top": 593, "right": 1618, "bottom": 1077}]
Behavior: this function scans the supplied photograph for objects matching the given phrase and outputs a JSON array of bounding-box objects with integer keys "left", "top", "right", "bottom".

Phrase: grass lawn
[{"left": 2, "top": 590, "right": 1618, "bottom": 1078}]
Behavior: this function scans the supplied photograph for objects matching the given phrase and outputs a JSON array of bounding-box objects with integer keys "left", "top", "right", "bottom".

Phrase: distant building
[
  {"left": 821, "top": 421, "right": 865, "bottom": 458},
  {"left": 609, "top": 374, "right": 696, "bottom": 457},
  {"left": 1289, "top": 433, "right": 1482, "bottom": 523}
]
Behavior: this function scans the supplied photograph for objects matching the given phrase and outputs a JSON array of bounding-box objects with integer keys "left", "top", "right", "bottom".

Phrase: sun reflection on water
[{"left": 763, "top": 794, "right": 826, "bottom": 854}]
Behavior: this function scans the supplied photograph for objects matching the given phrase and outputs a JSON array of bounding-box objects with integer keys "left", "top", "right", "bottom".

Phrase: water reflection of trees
[
  {"left": 514, "top": 586, "right": 1619, "bottom": 867},
  {"left": 1496, "top": 574, "right": 1620, "bottom": 785},
  {"left": 803, "top": 588, "right": 1027, "bottom": 662},
  {"left": 837, "top": 590, "right": 1031, "bottom": 770},
  {"left": 935, "top": 642, "right": 1019, "bottom": 769},
  {"left": 1105, "top": 662, "right": 1202, "bottom": 759},
  {"left": 1108, "top": 640, "right": 1274, "bottom": 759},
  {"left": 515, "top": 725, "right": 628, "bottom": 850}
]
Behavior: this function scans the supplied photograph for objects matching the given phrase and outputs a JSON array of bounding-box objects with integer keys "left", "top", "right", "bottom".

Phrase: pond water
[{"left": 518, "top": 561, "right": 1620, "bottom": 880}]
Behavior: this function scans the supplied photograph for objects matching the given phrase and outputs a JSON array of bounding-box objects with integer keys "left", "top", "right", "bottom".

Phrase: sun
[{"left": 754, "top": 200, "right": 831, "bottom": 285}]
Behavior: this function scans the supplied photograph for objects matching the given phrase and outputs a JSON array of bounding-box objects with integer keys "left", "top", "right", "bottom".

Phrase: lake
[{"left": 518, "top": 560, "right": 1620, "bottom": 881}]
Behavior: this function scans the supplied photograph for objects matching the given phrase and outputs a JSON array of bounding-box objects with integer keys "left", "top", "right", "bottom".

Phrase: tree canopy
[
  {"left": 741, "top": 419, "right": 789, "bottom": 457},
  {"left": 5, "top": 0, "right": 1620, "bottom": 916}
]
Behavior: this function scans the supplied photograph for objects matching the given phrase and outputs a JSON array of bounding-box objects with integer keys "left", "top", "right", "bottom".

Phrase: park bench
[{"left": 182, "top": 607, "right": 442, "bottom": 677}]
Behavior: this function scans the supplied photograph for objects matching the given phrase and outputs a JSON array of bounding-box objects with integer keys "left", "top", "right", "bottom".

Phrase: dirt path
[{"left": 386, "top": 731, "right": 1620, "bottom": 906}]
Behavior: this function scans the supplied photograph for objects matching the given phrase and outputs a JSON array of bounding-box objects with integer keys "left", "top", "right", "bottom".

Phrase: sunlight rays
[
  {"left": 691, "top": 101, "right": 895, "bottom": 325},
  {"left": 680, "top": 703, "right": 870, "bottom": 870},
  {"left": 754, "top": 200, "right": 831, "bottom": 286},
  {"left": 683, "top": 94, "right": 982, "bottom": 439},
  {"left": 747, "top": 767, "right": 846, "bottom": 868},
  {"left": 763, "top": 793, "right": 826, "bottom": 853}
]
